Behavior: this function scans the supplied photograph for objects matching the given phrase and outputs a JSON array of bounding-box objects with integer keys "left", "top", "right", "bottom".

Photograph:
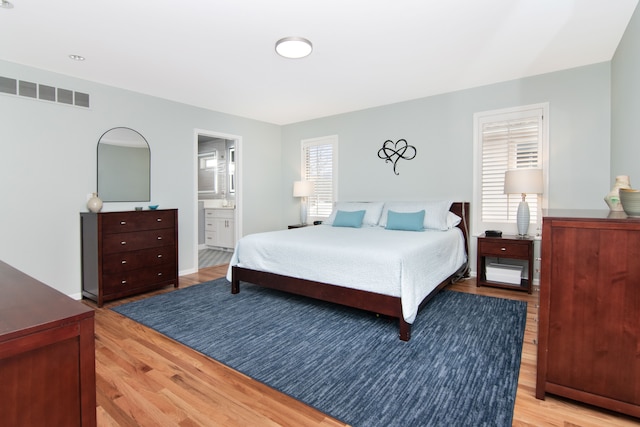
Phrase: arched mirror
[{"left": 97, "top": 127, "right": 150, "bottom": 202}]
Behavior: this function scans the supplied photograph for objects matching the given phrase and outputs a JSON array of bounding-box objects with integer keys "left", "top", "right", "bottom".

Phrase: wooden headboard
[{"left": 450, "top": 201, "right": 470, "bottom": 276}]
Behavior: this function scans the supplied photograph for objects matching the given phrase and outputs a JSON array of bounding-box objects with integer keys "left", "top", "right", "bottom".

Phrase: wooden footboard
[
  {"left": 232, "top": 265, "right": 456, "bottom": 341},
  {"left": 231, "top": 202, "right": 469, "bottom": 341},
  {"left": 232, "top": 265, "right": 410, "bottom": 339}
]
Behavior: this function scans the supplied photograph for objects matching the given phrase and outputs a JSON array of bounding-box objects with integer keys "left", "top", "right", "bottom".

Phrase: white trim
[
  {"left": 300, "top": 134, "right": 339, "bottom": 221},
  {"left": 472, "top": 102, "right": 549, "bottom": 237},
  {"left": 68, "top": 292, "right": 82, "bottom": 301}
]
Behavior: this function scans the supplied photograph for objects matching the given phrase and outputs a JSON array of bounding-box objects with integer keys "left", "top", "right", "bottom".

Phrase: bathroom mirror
[{"left": 97, "top": 127, "right": 150, "bottom": 202}]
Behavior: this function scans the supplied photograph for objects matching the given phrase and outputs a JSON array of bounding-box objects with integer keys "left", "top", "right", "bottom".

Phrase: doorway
[{"left": 195, "top": 129, "right": 242, "bottom": 269}]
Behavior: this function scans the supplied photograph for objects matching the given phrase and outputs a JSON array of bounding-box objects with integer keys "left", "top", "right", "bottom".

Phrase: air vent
[
  {"left": 39, "top": 84, "right": 55, "bottom": 101},
  {"left": 57, "top": 88, "right": 73, "bottom": 104},
  {"left": 0, "top": 75, "right": 90, "bottom": 108},
  {"left": 75, "top": 91, "right": 90, "bottom": 107},
  {"left": 19, "top": 80, "right": 37, "bottom": 98},
  {"left": 0, "top": 76, "right": 17, "bottom": 94}
]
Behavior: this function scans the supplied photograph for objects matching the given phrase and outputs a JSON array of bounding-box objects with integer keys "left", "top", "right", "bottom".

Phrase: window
[
  {"left": 198, "top": 151, "right": 218, "bottom": 195},
  {"left": 301, "top": 135, "right": 338, "bottom": 220},
  {"left": 228, "top": 147, "right": 236, "bottom": 194},
  {"left": 473, "top": 104, "right": 548, "bottom": 235}
]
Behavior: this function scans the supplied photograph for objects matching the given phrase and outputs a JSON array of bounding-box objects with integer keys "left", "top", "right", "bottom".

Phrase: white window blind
[
  {"left": 474, "top": 104, "right": 547, "bottom": 233},
  {"left": 302, "top": 135, "right": 338, "bottom": 219}
]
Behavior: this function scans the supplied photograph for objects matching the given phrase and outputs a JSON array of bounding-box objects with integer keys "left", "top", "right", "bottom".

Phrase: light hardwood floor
[{"left": 87, "top": 266, "right": 640, "bottom": 426}]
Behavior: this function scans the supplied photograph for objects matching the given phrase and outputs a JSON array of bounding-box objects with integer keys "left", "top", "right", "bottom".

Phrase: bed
[{"left": 227, "top": 201, "right": 469, "bottom": 341}]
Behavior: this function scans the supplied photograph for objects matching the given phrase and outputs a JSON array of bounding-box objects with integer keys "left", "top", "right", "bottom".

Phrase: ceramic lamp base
[
  {"left": 516, "top": 200, "right": 530, "bottom": 236},
  {"left": 300, "top": 198, "right": 308, "bottom": 225}
]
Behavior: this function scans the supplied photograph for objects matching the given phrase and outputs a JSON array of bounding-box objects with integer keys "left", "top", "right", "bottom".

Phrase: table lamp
[
  {"left": 504, "top": 169, "right": 543, "bottom": 236},
  {"left": 293, "top": 180, "right": 315, "bottom": 225}
]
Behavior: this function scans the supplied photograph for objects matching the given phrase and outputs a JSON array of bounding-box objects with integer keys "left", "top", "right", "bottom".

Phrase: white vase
[
  {"left": 604, "top": 175, "right": 631, "bottom": 211},
  {"left": 87, "top": 192, "right": 103, "bottom": 213}
]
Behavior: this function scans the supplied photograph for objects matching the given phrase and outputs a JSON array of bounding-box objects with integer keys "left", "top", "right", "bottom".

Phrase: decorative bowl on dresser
[{"left": 81, "top": 209, "right": 178, "bottom": 307}]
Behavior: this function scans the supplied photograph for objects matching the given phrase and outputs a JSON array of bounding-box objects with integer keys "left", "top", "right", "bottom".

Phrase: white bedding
[{"left": 226, "top": 224, "right": 467, "bottom": 324}]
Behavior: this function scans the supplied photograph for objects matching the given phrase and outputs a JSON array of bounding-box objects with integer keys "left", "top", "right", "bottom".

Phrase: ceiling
[{"left": 0, "top": 0, "right": 637, "bottom": 125}]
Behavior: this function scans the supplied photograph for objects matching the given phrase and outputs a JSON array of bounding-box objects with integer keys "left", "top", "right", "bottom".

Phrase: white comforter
[{"left": 226, "top": 225, "right": 467, "bottom": 324}]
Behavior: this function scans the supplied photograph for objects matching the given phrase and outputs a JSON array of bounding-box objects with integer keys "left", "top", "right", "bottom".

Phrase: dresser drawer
[
  {"left": 478, "top": 240, "right": 530, "bottom": 258},
  {"left": 102, "top": 229, "right": 176, "bottom": 254},
  {"left": 100, "top": 210, "right": 175, "bottom": 234},
  {"left": 102, "top": 263, "right": 177, "bottom": 293},
  {"left": 102, "top": 246, "right": 176, "bottom": 274}
]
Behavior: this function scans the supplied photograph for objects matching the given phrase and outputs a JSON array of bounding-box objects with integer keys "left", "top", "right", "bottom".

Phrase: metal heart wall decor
[{"left": 377, "top": 139, "right": 417, "bottom": 175}]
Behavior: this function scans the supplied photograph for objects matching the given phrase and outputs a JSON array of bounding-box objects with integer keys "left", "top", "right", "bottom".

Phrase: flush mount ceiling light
[
  {"left": 275, "top": 37, "right": 313, "bottom": 59},
  {"left": 69, "top": 54, "right": 86, "bottom": 61},
  {"left": 1, "top": 0, "right": 14, "bottom": 9}
]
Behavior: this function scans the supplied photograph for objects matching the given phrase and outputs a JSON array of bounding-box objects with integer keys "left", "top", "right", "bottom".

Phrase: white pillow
[
  {"left": 325, "top": 202, "right": 384, "bottom": 226},
  {"left": 378, "top": 200, "right": 453, "bottom": 231},
  {"left": 447, "top": 212, "right": 462, "bottom": 229}
]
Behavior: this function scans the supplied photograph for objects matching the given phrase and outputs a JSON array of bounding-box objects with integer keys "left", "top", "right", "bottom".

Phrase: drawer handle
[
  {"left": 157, "top": 254, "right": 163, "bottom": 258},
  {"left": 121, "top": 280, "right": 127, "bottom": 284},
  {"left": 157, "top": 272, "right": 163, "bottom": 276},
  {"left": 120, "top": 221, "right": 126, "bottom": 225},
  {"left": 157, "top": 218, "right": 162, "bottom": 222},
  {"left": 157, "top": 236, "right": 163, "bottom": 240},
  {"left": 121, "top": 241, "right": 127, "bottom": 245},
  {"left": 501, "top": 247, "right": 506, "bottom": 251},
  {"left": 121, "top": 260, "right": 127, "bottom": 264}
]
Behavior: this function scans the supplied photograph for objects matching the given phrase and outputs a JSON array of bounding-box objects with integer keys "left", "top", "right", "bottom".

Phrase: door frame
[{"left": 194, "top": 128, "right": 242, "bottom": 269}]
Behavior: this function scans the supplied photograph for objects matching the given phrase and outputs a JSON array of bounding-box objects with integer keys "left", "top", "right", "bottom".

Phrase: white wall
[
  {"left": 0, "top": 59, "right": 281, "bottom": 297},
  {"left": 612, "top": 2, "right": 640, "bottom": 181},
  {"left": 0, "top": 47, "right": 624, "bottom": 296},
  {"left": 282, "top": 63, "right": 612, "bottom": 223},
  {"left": 281, "top": 63, "right": 612, "bottom": 277}
]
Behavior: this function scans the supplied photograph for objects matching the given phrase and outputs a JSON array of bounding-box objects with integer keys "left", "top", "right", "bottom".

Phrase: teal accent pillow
[
  {"left": 332, "top": 210, "right": 366, "bottom": 228},
  {"left": 385, "top": 210, "right": 426, "bottom": 231}
]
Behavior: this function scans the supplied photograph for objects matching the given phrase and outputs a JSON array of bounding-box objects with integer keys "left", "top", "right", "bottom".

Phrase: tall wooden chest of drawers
[
  {"left": 81, "top": 209, "right": 178, "bottom": 306},
  {"left": 536, "top": 210, "right": 640, "bottom": 418},
  {"left": 0, "top": 260, "right": 96, "bottom": 426}
]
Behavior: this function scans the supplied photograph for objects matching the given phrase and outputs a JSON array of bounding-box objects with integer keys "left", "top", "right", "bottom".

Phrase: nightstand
[{"left": 476, "top": 234, "right": 534, "bottom": 293}]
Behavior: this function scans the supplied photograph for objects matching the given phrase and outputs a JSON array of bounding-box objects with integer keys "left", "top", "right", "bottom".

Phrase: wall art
[{"left": 377, "top": 139, "right": 417, "bottom": 175}]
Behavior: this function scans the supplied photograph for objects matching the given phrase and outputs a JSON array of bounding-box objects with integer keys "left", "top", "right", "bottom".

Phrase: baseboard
[{"left": 203, "top": 247, "right": 234, "bottom": 252}]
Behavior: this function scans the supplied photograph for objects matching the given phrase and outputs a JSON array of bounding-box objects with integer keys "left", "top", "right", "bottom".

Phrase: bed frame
[{"left": 231, "top": 202, "right": 470, "bottom": 341}]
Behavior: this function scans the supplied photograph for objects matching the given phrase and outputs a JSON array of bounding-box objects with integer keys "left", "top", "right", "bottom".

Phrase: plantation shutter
[
  {"left": 302, "top": 136, "right": 337, "bottom": 218},
  {"left": 480, "top": 109, "right": 543, "bottom": 224}
]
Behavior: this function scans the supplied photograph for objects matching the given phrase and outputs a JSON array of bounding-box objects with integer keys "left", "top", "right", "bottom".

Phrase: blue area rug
[{"left": 113, "top": 278, "right": 527, "bottom": 427}]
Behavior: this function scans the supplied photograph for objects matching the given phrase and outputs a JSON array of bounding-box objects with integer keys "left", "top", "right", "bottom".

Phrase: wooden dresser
[
  {"left": 536, "top": 210, "right": 640, "bottom": 418},
  {"left": 81, "top": 209, "right": 178, "bottom": 307},
  {"left": 0, "top": 260, "right": 96, "bottom": 426}
]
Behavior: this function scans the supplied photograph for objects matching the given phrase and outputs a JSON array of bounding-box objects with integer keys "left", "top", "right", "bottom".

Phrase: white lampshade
[
  {"left": 504, "top": 169, "right": 543, "bottom": 195},
  {"left": 293, "top": 180, "right": 314, "bottom": 197}
]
